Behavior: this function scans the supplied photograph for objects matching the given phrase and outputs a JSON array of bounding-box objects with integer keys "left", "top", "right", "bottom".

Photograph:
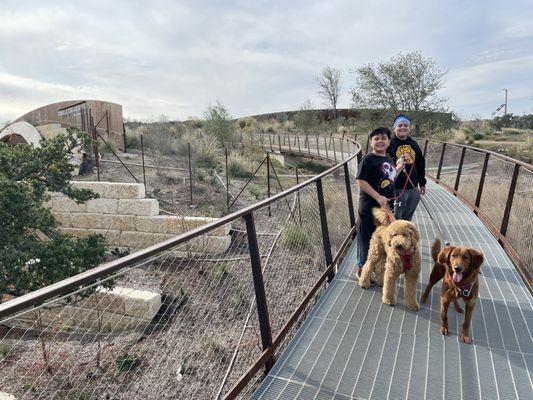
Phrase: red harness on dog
[{"left": 401, "top": 253, "right": 413, "bottom": 271}]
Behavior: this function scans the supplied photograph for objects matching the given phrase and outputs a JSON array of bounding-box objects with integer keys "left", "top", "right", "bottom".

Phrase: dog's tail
[
  {"left": 372, "top": 207, "right": 394, "bottom": 227},
  {"left": 431, "top": 238, "right": 441, "bottom": 263}
]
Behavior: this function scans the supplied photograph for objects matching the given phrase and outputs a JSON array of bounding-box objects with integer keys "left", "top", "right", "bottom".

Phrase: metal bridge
[{"left": 0, "top": 133, "right": 531, "bottom": 399}]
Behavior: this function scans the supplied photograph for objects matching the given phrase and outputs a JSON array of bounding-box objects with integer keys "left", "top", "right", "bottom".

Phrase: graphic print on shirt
[
  {"left": 380, "top": 161, "right": 396, "bottom": 189},
  {"left": 395, "top": 144, "right": 416, "bottom": 164}
]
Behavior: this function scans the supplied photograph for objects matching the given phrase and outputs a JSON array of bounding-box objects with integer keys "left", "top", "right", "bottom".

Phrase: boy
[
  {"left": 387, "top": 115, "right": 427, "bottom": 221},
  {"left": 355, "top": 127, "right": 404, "bottom": 278}
]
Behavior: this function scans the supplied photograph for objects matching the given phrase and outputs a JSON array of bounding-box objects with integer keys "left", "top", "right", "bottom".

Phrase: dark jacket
[{"left": 387, "top": 136, "right": 426, "bottom": 189}]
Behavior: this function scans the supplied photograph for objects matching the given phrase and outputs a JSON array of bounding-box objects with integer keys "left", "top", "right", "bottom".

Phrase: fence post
[
  {"left": 316, "top": 135, "right": 320, "bottom": 156},
  {"left": 277, "top": 134, "right": 282, "bottom": 153},
  {"left": 454, "top": 146, "right": 466, "bottom": 192},
  {"left": 188, "top": 142, "right": 193, "bottom": 205},
  {"left": 423, "top": 139, "right": 429, "bottom": 157},
  {"left": 332, "top": 137, "right": 337, "bottom": 162},
  {"left": 297, "top": 134, "right": 301, "bottom": 153},
  {"left": 140, "top": 134, "right": 147, "bottom": 192},
  {"left": 324, "top": 136, "right": 329, "bottom": 159},
  {"left": 500, "top": 163, "right": 520, "bottom": 237},
  {"left": 288, "top": 134, "right": 292, "bottom": 152},
  {"left": 89, "top": 110, "right": 100, "bottom": 182},
  {"left": 296, "top": 168, "right": 302, "bottom": 224},
  {"left": 225, "top": 148, "right": 230, "bottom": 211},
  {"left": 243, "top": 212, "right": 274, "bottom": 371},
  {"left": 475, "top": 153, "right": 490, "bottom": 210},
  {"left": 268, "top": 134, "right": 273, "bottom": 152},
  {"left": 343, "top": 163, "right": 356, "bottom": 234},
  {"left": 340, "top": 138, "right": 344, "bottom": 161},
  {"left": 436, "top": 143, "right": 446, "bottom": 181},
  {"left": 316, "top": 179, "right": 334, "bottom": 282}
]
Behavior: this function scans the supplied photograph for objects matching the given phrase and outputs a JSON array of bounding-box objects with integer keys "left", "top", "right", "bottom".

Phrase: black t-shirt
[
  {"left": 387, "top": 136, "right": 427, "bottom": 189},
  {"left": 356, "top": 153, "right": 396, "bottom": 210}
]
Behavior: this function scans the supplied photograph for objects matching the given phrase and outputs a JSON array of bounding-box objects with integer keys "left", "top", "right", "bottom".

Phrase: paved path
[{"left": 252, "top": 180, "right": 532, "bottom": 400}]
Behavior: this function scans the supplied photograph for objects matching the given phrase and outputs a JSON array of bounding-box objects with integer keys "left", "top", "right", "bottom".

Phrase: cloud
[{"left": 0, "top": 0, "right": 532, "bottom": 123}]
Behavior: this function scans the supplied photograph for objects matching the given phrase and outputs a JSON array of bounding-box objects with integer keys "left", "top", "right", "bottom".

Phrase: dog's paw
[
  {"left": 420, "top": 295, "right": 428, "bottom": 304},
  {"left": 440, "top": 326, "right": 448, "bottom": 336},
  {"left": 359, "top": 280, "right": 370, "bottom": 289},
  {"left": 407, "top": 301, "right": 420, "bottom": 311},
  {"left": 382, "top": 297, "right": 396, "bottom": 306},
  {"left": 460, "top": 333, "right": 470, "bottom": 344}
]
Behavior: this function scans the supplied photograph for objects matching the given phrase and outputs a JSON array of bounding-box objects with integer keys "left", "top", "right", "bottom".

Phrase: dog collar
[
  {"left": 459, "top": 281, "right": 474, "bottom": 299},
  {"left": 401, "top": 253, "right": 412, "bottom": 271}
]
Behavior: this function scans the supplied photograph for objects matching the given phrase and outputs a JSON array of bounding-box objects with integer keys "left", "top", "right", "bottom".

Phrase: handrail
[
  {"left": 425, "top": 138, "right": 533, "bottom": 171},
  {"left": 421, "top": 138, "right": 532, "bottom": 290}
]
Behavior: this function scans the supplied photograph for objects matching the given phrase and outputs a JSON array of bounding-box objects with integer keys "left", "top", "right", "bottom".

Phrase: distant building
[{"left": 14, "top": 100, "right": 125, "bottom": 151}]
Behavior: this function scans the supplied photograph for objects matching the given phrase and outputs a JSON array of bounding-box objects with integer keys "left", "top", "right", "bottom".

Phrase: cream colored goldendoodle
[{"left": 359, "top": 207, "right": 421, "bottom": 310}]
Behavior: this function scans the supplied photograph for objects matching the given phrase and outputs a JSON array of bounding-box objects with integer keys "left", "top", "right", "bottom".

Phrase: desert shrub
[
  {"left": 0, "top": 344, "right": 17, "bottom": 360},
  {"left": 227, "top": 155, "right": 251, "bottom": 178},
  {"left": 502, "top": 128, "right": 523, "bottom": 135},
  {"left": 283, "top": 120, "right": 296, "bottom": 131},
  {"left": 203, "top": 102, "right": 234, "bottom": 145},
  {"left": 212, "top": 263, "right": 229, "bottom": 283},
  {"left": 66, "top": 391, "right": 92, "bottom": 400},
  {"left": 116, "top": 353, "right": 141, "bottom": 373},
  {"left": 282, "top": 222, "right": 313, "bottom": 249},
  {"left": 125, "top": 134, "right": 139, "bottom": 149},
  {"left": 249, "top": 185, "right": 263, "bottom": 199},
  {"left": 195, "top": 137, "right": 220, "bottom": 170}
]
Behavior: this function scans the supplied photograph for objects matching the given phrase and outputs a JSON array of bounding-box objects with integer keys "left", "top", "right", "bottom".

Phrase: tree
[
  {"left": 203, "top": 101, "right": 235, "bottom": 146},
  {"left": 316, "top": 66, "right": 342, "bottom": 119},
  {"left": 293, "top": 99, "right": 319, "bottom": 135},
  {"left": 0, "top": 128, "right": 106, "bottom": 299},
  {"left": 351, "top": 52, "right": 447, "bottom": 113}
]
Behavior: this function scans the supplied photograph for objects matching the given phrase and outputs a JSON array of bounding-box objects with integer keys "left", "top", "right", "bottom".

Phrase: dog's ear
[
  {"left": 408, "top": 224, "right": 420, "bottom": 242},
  {"left": 438, "top": 246, "right": 454, "bottom": 265},
  {"left": 469, "top": 249, "right": 484, "bottom": 271}
]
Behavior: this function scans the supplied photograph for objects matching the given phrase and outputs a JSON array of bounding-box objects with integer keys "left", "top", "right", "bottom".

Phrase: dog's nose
[
  {"left": 395, "top": 244, "right": 404, "bottom": 250},
  {"left": 454, "top": 266, "right": 462, "bottom": 273}
]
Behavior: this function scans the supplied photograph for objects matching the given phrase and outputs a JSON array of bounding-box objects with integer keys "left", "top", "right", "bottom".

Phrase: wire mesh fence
[
  {"left": 0, "top": 142, "right": 361, "bottom": 399},
  {"left": 420, "top": 139, "right": 532, "bottom": 284}
]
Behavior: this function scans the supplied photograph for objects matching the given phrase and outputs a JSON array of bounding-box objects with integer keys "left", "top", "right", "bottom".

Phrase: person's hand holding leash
[
  {"left": 420, "top": 187, "right": 426, "bottom": 196},
  {"left": 375, "top": 194, "right": 389, "bottom": 208}
]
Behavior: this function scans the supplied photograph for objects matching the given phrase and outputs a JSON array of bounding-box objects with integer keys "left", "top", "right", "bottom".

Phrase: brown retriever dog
[
  {"left": 420, "top": 239, "right": 484, "bottom": 343},
  {"left": 359, "top": 207, "right": 421, "bottom": 311}
]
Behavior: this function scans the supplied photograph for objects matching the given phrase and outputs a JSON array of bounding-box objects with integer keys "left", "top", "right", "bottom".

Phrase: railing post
[
  {"left": 316, "top": 179, "right": 334, "bottom": 282},
  {"left": 423, "top": 139, "right": 429, "bottom": 157},
  {"left": 243, "top": 212, "right": 274, "bottom": 371},
  {"left": 436, "top": 143, "right": 446, "bottom": 181},
  {"left": 500, "top": 163, "right": 520, "bottom": 237},
  {"left": 188, "top": 142, "right": 193, "bottom": 205},
  {"left": 343, "top": 163, "right": 356, "bottom": 234},
  {"left": 140, "top": 134, "right": 147, "bottom": 192},
  {"left": 454, "top": 146, "right": 466, "bottom": 192},
  {"left": 267, "top": 153, "right": 271, "bottom": 217},
  {"left": 475, "top": 153, "right": 490, "bottom": 210}
]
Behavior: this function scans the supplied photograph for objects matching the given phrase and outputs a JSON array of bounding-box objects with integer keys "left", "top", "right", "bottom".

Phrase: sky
[{"left": 1, "top": 0, "right": 532, "bottom": 124}]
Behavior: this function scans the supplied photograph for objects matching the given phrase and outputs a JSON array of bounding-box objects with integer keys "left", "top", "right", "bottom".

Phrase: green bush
[
  {"left": 0, "top": 344, "right": 17, "bottom": 360},
  {"left": 116, "top": 353, "right": 141, "bottom": 373},
  {"left": 228, "top": 155, "right": 251, "bottom": 178},
  {"left": 249, "top": 185, "right": 263, "bottom": 199},
  {"left": 282, "top": 222, "right": 313, "bottom": 249},
  {"left": 125, "top": 134, "right": 139, "bottom": 149},
  {"left": 195, "top": 137, "right": 220, "bottom": 170}
]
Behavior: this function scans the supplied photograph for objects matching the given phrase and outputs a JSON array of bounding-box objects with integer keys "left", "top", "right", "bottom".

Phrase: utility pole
[{"left": 502, "top": 88, "right": 508, "bottom": 115}]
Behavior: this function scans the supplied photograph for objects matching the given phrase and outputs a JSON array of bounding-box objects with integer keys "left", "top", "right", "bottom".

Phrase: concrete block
[
  {"left": 59, "top": 227, "right": 121, "bottom": 244},
  {"left": 117, "top": 199, "right": 159, "bottom": 216},
  {"left": 51, "top": 197, "right": 87, "bottom": 213},
  {"left": 70, "top": 181, "right": 109, "bottom": 196},
  {"left": 0, "top": 391, "right": 16, "bottom": 400},
  {"left": 86, "top": 198, "right": 119, "bottom": 214},
  {"left": 135, "top": 215, "right": 230, "bottom": 236},
  {"left": 119, "top": 231, "right": 155, "bottom": 249},
  {"left": 103, "top": 182, "right": 145, "bottom": 199},
  {"left": 52, "top": 212, "right": 71, "bottom": 227},
  {"left": 69, "top": 213, "right": 137, "bottom": 231}
]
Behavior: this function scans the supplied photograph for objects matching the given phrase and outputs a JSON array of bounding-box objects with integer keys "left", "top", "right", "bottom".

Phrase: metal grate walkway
[{"left": 252, "top": 181, "right": 532, "bottom": 400}]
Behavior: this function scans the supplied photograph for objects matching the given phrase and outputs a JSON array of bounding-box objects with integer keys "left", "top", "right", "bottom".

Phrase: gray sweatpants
[{"left": 393, "top": 187, "right": 421, "bottom": 221}]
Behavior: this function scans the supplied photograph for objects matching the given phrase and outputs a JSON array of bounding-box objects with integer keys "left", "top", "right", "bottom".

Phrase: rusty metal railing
[{"left": 421, "top": 139, "right": 532, "bottom": 289}]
